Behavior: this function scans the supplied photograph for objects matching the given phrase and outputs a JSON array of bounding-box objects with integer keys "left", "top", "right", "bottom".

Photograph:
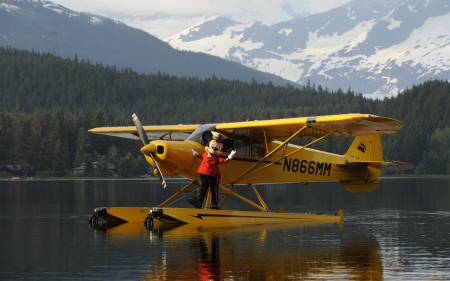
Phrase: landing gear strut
[
  {"left": 88, "top": 212, "right": 99, "bottom": 226},
  {"left": 144, "top": 216, "right": 153, "bottom": 230},
  {"left": 88, "top": 207, "right": 107, "bottom": 227},
  {"left": 144, "top": 208, "right": 163, "bottom": 230}
]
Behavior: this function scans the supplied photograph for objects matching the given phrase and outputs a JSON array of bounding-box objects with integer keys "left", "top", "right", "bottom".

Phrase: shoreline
[{"left": 2, "top": 174, "right": 450, "bottom": 181}]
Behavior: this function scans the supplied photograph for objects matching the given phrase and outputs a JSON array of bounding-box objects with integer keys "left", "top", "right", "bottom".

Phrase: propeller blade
[
  {"left": 149, "top": 153, "right": 167, "bottom": 189},
  {"left": 132, "top": 113, "right": 149, "bottom": 145},
  {"left": 132, "top": 113, "right": 167, "bottom": 188}
]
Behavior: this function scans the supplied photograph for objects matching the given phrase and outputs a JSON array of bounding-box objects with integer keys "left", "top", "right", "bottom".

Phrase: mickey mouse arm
[
  {"left": 226, "top": 150, "right": 237, "bottom": 162},
  {"left": 191, "top": 149, "right": 199, "bottom": 158}
]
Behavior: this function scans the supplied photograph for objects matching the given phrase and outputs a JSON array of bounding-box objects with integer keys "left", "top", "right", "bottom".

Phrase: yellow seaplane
[{"left": 88, "top": 113, "right": 413, "bottom": 228}]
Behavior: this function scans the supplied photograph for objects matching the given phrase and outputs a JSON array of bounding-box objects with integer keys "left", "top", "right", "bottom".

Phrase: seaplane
[{"left": 87, "top": 113, "right": 413, "bottom": 229}]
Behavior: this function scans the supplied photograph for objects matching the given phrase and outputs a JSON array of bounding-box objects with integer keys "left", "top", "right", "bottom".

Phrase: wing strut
[
  {"left": 231, "top": 126, "right": 307, "bottom": 184},
  {"left": 232, "top": 129, "right": 336, "bottom": 184},
  {"left": 158, "top": 181, "right": 201, "bottom": 208},
  {"left": 219, "top": 184, "right": 269, "bottom": 212}
]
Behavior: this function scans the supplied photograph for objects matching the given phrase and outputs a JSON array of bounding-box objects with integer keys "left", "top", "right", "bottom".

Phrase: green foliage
[
  {"left": 83, "top": 154, "right": 93, "bottom": 177},
  {"left": 96, "top": 155, "right": 109, "bottom": 177},
  {"left": 118, "top": 152, "right": 134, "bottom": 178},
  {"left": 420, "top": 127, "right": 450, "bottom": 174},
  {"left": 52, "top": 139, "right": 66, "bottom": 177},
  {"left": 0, "top": 171, "right": 12, "bottom": 178},
  {"left": 1, "top": 47, "right": 450, "bottom": 175}
]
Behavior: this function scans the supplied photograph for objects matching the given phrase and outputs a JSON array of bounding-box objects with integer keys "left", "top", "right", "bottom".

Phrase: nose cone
[
  {"left": 141, "top": 143, "right": 156, "bottom": 155},
  {"left": 140, "top": 140, "right": 197, "bottom": 175}
]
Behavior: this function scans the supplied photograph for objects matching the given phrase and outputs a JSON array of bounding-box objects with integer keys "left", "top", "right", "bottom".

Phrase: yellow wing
[
  {"left": 216, "top": 113, "right": 403, "bottom": 141},
  {"left": 88, "top": 114, "right": 403, "bottom": 142},
  {"left": 88, "top": 125, "right": 200, "bottom": 141}
]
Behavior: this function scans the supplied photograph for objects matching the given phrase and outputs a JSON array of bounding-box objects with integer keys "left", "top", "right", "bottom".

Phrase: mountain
[
  {"left": 166, "top": 0, "right": 450, "bottom": 98},
  {"left": 0, "top": 0, "right": 292, "bottom": 86}
]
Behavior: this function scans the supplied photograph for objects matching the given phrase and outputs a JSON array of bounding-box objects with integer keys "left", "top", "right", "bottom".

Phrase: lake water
[{"left": 0, "top": 177, "right": 449, "bottom": 280}]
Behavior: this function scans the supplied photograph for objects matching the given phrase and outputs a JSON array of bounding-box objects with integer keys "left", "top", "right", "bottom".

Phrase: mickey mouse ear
[
  {"left": 222, "top": 139, "right": 234, "bottom": 151},
  {"left": 202, "top": 131, "right": 213, "bottom": 143}
]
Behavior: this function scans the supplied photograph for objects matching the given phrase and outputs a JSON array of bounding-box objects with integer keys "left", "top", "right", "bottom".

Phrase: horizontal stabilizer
[
  {"left": 382, "top": 161, "right": 414, "bottom": 171},
  {"left": 343, "top": 160, "right": 414, "bottom": 171}
]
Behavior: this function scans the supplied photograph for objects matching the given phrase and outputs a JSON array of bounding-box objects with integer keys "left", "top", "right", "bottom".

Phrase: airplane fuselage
[{"left": 142, "top": 139, "right": 380, "bottom": 186}]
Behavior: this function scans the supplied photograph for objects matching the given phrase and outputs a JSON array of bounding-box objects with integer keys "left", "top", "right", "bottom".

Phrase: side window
[
  {"left": 252, "top": 139, "right": 266, "bottom": 157},
  {"left": 228, "top": 129, "right": 266, "bottom": 157},
  {"left": 233, "top": 134, "right": 250, "bottom": 156}
]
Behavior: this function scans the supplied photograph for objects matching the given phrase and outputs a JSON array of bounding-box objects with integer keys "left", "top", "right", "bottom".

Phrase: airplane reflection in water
[{"left": 91, "top": 222, "right": 382, "bottom": 280}]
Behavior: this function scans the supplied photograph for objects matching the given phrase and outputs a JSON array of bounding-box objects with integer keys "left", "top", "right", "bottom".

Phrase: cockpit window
[
  {"left": 187, "top": 125, "right": 267, "bottom": 157},
  {"left": 186, "top": 124, "right": 217, "bottom": 146},
  {"left": 220, "top": 129, "right": 267, "bottom": 157}
]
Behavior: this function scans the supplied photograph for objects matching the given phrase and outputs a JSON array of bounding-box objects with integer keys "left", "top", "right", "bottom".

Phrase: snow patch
[
  {"left": 370, "top": 77, "right": 399, "bottom": 99},
  {"left": 90, "top": 17, "right": 102, "bottom": 25},
  {"left": 67, "top": 12, "right": 79, "bottom": 18},
  {"left": 168, "top": 20, "right": 260, "bottom": 58},
  {"left": 41, "top": 2, "right": 79, "bottom": 18},
  {"left": 347, "top": 7, "right": 356, "bottom": 20},
  {"left": 278, "top": 28, "right": 292, "bottom": 36},
  {"left": 364, "top": 14, "right": 450, "bottom": 75},
  {"left": 250, "top": 57, "right": 304, "bottom": 82},
  {"left": 43, "top": 3, "right": 64, "bottom": 14},
  {"left": 0, "top": 3, "right": 20, "bottom": 12},
  {"left": 387, "top": 19, "right": 401, "bottom": 30},
  {"left": 408, "top": 5, "right": 417, "bottom": 12}
]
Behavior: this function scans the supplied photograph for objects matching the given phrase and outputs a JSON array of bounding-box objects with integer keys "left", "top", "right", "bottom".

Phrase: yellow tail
[
  {"left": 344, "top": 135, "right": 384, "bottom": 162},
  {"left": 340, "top": 135, "right": 384, "bottom": 193}
]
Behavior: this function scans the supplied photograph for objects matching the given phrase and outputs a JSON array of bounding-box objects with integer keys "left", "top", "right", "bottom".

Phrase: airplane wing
[
  {"left": 215, "top": 113, "right": 403, "bottom": 141},
  {"left": 88, "top": 114, "right": 402, "bottom": 142},
  {"left": 88, "top": 125, "right": 200, "bottom": 141}
]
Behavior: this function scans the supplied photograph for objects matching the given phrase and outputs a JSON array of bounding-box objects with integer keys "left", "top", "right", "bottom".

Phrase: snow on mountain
[
  {"left": 0, "top": 0, "right": 123, "bottom": 27},
  {"left": 1, "top": 0, "right": 294, "bottom": 87},
  {"left": 166, "top": 0, "right": 450, "bottom": 98}
]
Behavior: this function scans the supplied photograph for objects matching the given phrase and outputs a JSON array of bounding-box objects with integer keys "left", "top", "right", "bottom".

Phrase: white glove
[
  {"left": 192, "top": 149, "right": 198, "bottom": 157},
  {"left": 227, "top": 150, "right": 236, "bottom": 161}
]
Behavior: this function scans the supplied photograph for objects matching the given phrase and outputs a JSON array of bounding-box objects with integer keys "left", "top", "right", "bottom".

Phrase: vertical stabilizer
[
  {"left": 341, "top": 135, "right": 384, "bottom": 193},
  {"left": 344, "top": 135, "right": 384, "bottom": 162}
]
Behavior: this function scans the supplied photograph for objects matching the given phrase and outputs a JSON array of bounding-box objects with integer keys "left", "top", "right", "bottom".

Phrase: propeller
[{"left": 132, "top": 113, "right": 167, "bottom": 189}]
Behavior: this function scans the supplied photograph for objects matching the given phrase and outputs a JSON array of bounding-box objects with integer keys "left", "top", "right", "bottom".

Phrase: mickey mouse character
[{"left": 189, "top": 131, "right": 236, "bottom": 209}]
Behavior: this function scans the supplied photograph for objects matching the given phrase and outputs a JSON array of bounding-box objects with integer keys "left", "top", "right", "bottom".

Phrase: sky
[{"left": 49, "top": 0, "right": 352, "bottom": 40}]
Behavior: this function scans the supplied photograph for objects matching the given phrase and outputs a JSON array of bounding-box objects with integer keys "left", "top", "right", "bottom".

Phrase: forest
[{"left": 1, "top": 46, "right": 450, "bottom": 177}]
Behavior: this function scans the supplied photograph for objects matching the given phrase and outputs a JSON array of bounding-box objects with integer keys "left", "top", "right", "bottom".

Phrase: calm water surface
[{"left": 0, "top": 177, "right": 449, "bottom": 280}]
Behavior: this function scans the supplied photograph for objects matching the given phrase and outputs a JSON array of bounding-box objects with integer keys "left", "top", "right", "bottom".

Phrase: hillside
[
  {"left": 0, "top": 0, "right": 292, "bottom": 86},
  {"left": 1, "top": 48, "right": 450, "bottom": 175}
]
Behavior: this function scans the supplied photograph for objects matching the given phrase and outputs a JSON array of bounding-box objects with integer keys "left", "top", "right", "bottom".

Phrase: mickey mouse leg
[
  {"left": 197, "top": 174, "right": 211, "bottom": 207},
  {"left": 209, "top": 177, "right": 220, "bottom": 209}
]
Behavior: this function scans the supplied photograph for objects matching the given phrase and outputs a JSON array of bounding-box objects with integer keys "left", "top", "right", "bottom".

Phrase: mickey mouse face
[
  {"left": 208, "top": 139, "right": 223, "bottom": 152},
  {"left": 202, "top": 131, "right": 234, "bottom": 151}
]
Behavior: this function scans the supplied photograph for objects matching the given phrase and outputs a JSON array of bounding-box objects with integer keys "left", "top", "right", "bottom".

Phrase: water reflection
[
  {"left": 93, "top": 222, "right": 383, "bottom": 280},
  {"left": 2, "top": 178, "right": 450, "bottom": 280}
]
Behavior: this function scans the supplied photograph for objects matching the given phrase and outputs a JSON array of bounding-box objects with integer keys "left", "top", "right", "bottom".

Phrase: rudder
[
  {"left": 344, "top": 135, "right": 384, "bottom": 162},
  {"left": 341, "top": 135, "right": 384, "bottom": 193}
]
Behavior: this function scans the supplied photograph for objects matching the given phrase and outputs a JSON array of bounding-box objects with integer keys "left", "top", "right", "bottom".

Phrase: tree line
[{"left": 1, "top": 46, "right": 450, "bottom": 176}]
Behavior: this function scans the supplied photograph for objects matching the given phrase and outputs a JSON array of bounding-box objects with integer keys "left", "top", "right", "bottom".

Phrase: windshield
[
  {"left": 186, "top": 124, "right": 217, "bottom": 146},
  {"left": 187, "top": 125, "right": 267, "bottom": 156}
]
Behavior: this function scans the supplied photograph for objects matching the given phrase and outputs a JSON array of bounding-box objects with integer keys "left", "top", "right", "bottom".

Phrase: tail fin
[
  {"left": 340, "top": 135, "right": 384, "bottom": 193},
  {"left": 344, "top": 135, "right": 384, "bottom": 162}
]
